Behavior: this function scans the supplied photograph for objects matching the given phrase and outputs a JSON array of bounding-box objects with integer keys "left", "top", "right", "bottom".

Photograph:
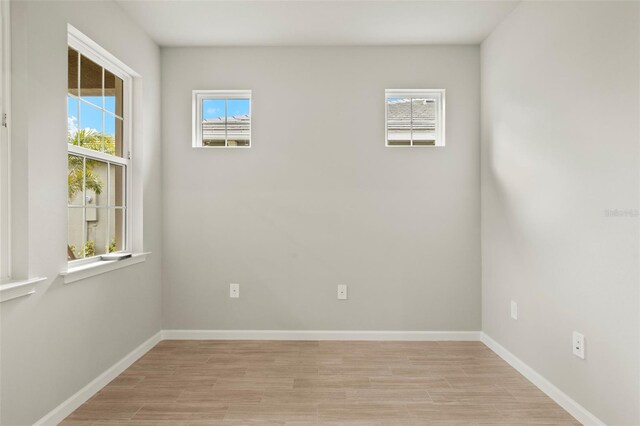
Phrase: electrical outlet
[
  {"left": 573, "top": 331, "right": 585, "bottom": 359},
  {"left": 510, "top": 301, "right": 518, "bottom": 320},
  {"left": 337, "top": 284, "right": 347, "bottom": 300},
  {"left": 230, "top": 283, "right": 240, "bottom": 298}
]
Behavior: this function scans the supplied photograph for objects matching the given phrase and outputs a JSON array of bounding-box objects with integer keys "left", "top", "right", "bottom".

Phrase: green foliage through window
[{"left": 67, "top": 129, "right": 115, "bottom": 201}]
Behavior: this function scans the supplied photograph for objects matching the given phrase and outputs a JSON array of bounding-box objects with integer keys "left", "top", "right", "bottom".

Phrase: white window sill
[
  {"left": 61, "top": 252, "right": 150, "bottom": 284},
  {"left": 192, "top": 145, "right": 251, "bottom": 149},
  {"left": 0, "top": 277, "right": 47, "bottom": 303}
]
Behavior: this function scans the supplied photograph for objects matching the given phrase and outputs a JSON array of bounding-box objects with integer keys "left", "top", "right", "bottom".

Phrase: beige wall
[
  {"left": 481, "top": 2, "right": 639, "bottom": 424},
  {"left": 161, "top": 46, "right": 481, "bottom": 331},
  {"left": 1, "top": 1, "right": 162, "bottom": 424}
]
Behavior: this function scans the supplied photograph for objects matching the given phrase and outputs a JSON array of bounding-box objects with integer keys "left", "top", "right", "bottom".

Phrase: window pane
[
  {"left": 67, "top": 96, "right": 79, "bottom": 144},
  {"left": 86, "top": 207, "right": 108, "bottom": 257},
  {"left": 85, "top": 160, "right": 108, "bottom": 207},
  {"left": 227, "top": 99, "right": 250, "bottom": 147},
  {"left": 109, "top": 208, "right": 125, "bottom": 253},
  {"left": 79, "top": 102, "right": 104, "bottom": 152},
  {"left": 411, "top": 98, "right": 436, "bottom": 146},
  {"left": 104, "top": 114, "right": 123, "bottom": 157},
  {"left": 109, "top": 164, "right": 125, "bottom": 207},
  {"left": 68, "top": 154, "right": 84, "bottom": 206},
  {"left": 104, "top": 70, "right": 123, "bottom": 117},
  {"left": 68, "top": 48, "right": 79, "bottom": 96},
  {"left": 202, "top": 99, "right": 226, "bottom": 146},
  {"left": 80, "top": 55, "right": 103, "bottom": 107},
  {"left": 68, "top": 207, "right": 85, "bottom": 260},
  {"left": 387, "top": 97, "right": 411, "bottom": 146}
]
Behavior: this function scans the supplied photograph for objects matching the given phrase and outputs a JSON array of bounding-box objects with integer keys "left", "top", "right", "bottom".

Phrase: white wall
[
  {"left": 481, "top": 2, "right": 639, "bottom": 424},
  {"left": 0, "top": 1, "right": 162, "bottom": 424},
  {"left": 162, "top": 46, "right": 480, "bottom": 331}
]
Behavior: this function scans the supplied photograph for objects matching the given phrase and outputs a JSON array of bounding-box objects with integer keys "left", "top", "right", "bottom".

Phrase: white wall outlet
[
  {"left": 573, "top": 331, "right": 585, "bottom": 359},
  {"left": 510, "top": 301, "right": 518, "bottom": 320},
  {"left": 230, "top": 283, "right": 240, "bottom": 298},
  {"left": 337, "top": 284, "right": 347, "bottom": 300}
]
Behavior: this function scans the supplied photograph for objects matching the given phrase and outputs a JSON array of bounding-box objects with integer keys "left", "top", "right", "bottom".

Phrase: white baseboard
[
  {"left": 162, "top": 329, "right": 482, "bottom": 341},
  {"left": 480, "top": 332, "right": 605, "bottom": 426},
  {"left": 34, "top": 331, "right": 163, "bottom": 426}
]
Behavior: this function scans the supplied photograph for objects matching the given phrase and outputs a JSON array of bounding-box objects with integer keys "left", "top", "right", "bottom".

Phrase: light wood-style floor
[{"left": 62, "top": 340, "right": 579, "bottom": 425}]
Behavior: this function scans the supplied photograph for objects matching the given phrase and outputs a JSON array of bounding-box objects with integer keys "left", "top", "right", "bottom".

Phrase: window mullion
[
  {"left": 76, "top": 54, "right": 81, "bottom": 147},
  {"left": 224, "top": 98, "right": 228, "bottom": 147},
  {"left": 77, "top": 52, "right": 81, "bottom": 106},
  {"left": 106, "top": 161, "right": 110, "bottom": 254},
  {"left": 101, "top": 67, "right": 105, "bottom": 153},
  {"left": 82, "top": 157, "right": 86, "bottom": 258},
  {"left": 410, "top": 97, "right": 413, "bottom": 146}
]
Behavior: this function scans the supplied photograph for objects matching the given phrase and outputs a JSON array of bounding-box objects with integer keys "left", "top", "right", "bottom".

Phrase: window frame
[
  {"left": 192, "top": 89, "right": 252, "bottom": 148},
  {"left": 67, "top": 28, "right": 134, "bottom": 267},
  {"left": 0, "top": 0, "right": 10, "bottom": 281},
  {"left": 385, "top": 89, "right": 445, "bottom": 148}
]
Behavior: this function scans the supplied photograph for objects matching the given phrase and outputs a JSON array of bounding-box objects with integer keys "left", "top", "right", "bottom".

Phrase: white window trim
[
  {"left": 385, "top": 89, "right": 446, "bottom": 148},
  {"left": 192, "top": 89, "right": 252, "bottom": 148},
  {"left": 0, "top": 0, "right": 11, "bottom": 282},
  {"left": 0, "top": 1, "right": 48, "bottom": 302},
  {"left": 64, "top": 25, "right": 143, "bottom": 275},
  {"left": 61, "top": 252, "right": 149, "bottom": 284},
  {"left": 0, "top": 277, "right": 46, "bottom": 303}
]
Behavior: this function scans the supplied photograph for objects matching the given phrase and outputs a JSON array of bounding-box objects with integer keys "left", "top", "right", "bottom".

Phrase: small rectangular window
[
  {"left": 193, "top": 90, "right": 251, "bottom": 148},
  {"left": 385, "top": 89, "right": 445, "bottom": 147}
]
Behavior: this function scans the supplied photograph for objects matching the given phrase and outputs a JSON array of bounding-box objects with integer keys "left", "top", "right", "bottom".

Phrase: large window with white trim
[
  {"left": 67, "top": 37, "right": 132, "bottom": 262},
  {"left": 385, "top": 89, "right": 445, "bottom": 147}
]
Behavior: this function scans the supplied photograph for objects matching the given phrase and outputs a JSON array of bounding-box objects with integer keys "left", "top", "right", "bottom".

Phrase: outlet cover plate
[
  {"left": 230, "top": 283, "right": 240, "bottom": 298},
  {"left": 337, "top": 285, "right": 347, "bottom": 300},
  {"left": 573, "top": 331, "right": 585, "bottom": 359}
]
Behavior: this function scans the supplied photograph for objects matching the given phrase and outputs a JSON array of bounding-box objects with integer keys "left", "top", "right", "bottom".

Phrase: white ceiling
[{"left": 116, "top": 1, "right": 520, "bottom": 47}]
